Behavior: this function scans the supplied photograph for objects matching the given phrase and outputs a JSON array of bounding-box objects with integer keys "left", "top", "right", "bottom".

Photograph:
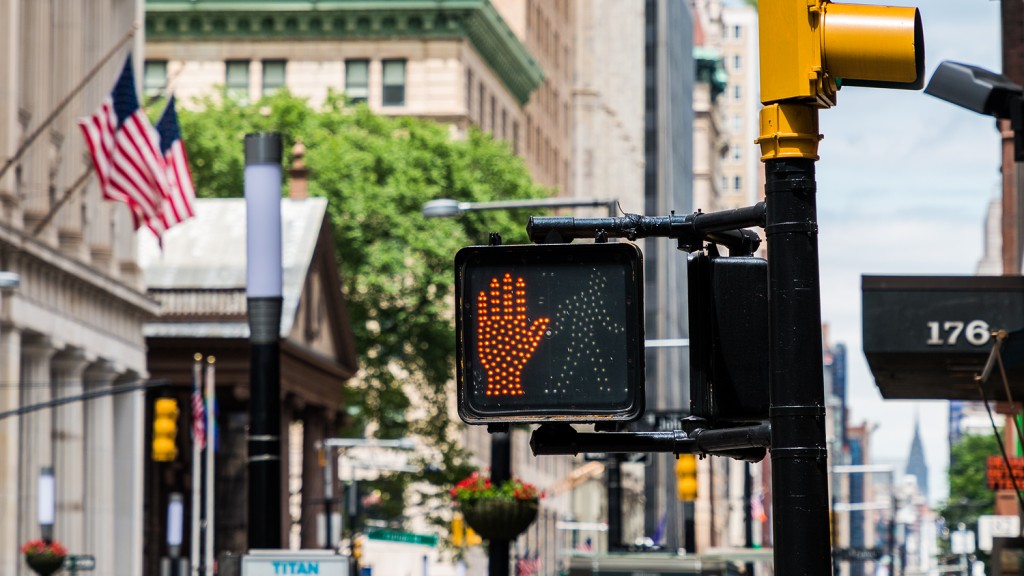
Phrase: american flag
[
  {"left": 576, "top": 537, "right": 593, "bottom": 553},
  {"left": 154, "top": 95, "right": 196, "bottom": 229},
  {"left": 515, "top": 552, "right": 541, "bottom": 576},
  {"left": 78, "top": 54, "right": 171, "bottom": 238},
  {"left": 192, "top": 357, "right": 206, "bottom": 450}
]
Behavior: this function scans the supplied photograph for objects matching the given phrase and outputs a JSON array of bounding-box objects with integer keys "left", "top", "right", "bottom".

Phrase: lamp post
[
  {"left": 244, "top": 132, "right": 284, "bottom": 550},
  {"left": 422, "top": 197, "right": 618, "bottom": 219},
  {"left": 424, "top": 196, "right": 618, "bottom": 574},
  {"left": 38, "top": 467, "right": 55, "bottom": 543},
  {"left": 926, "top": 62, "right": 1024, "bottom": 276}
]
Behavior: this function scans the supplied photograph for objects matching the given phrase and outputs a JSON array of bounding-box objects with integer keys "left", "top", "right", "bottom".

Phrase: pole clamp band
[
  {"left": 772, "top": 447, "right": 828, "bottom": 460},
  {"left": 770, "top": 405, "right": 825, "bottom": 417},
  {"left": 765, "top": 222, "right": 818, "bottom": 237}
]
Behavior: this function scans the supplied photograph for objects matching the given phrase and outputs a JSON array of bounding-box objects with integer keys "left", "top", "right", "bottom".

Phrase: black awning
[{"left": 862, "top": 275, "right": 1024, "bottom": 400}]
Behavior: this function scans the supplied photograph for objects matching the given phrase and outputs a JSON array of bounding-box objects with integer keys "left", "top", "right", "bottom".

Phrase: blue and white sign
[{"left": 242, "top": 551, "right": 348, "bottom": 576}]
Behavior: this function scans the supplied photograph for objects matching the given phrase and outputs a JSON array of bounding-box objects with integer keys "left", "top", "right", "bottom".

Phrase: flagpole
[
  {"left": 204, "top": 356, "right": 216, "bottom": 576},
  {"left": 31, "top": 167, "right": 92, "bottom": 236},
  {"left": 191, "top": 354, "right": 203, "bottom": 576},
  {"left": 0, "top": 22, "right": 139, "bottom": 182}
]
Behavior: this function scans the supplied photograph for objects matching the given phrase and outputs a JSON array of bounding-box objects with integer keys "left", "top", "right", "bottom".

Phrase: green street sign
[{"left": 366, "top": 529, "right": 438, "bottom": 547}]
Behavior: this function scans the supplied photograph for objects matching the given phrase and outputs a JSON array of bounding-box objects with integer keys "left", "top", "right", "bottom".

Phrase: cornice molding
[{"left": 145, "top": 0, "right": 544, "bottom": 104}]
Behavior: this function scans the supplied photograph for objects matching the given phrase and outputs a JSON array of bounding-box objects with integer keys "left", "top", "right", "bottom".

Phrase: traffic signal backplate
[{"left": 455, "top": 243, "right": 645, "bottom": 424}]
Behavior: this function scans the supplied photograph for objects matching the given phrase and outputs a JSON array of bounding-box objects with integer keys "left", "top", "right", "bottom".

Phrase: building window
[
  {"left": 512, "top": 121, "right": 520, "bottom": 155},
  {"left": 733, "top": 85, "right": 741, "bottom": 100},
  {"left": 382, "top": 59, "right": 406, "bottom": 107},
  {"left": 734, "top": 175, "right": 742, "bottom": 190},
  {"left": 501, "top": 109, "right": 508, "bottom": 140},
  {"left": 465, "top": 69, "right": 473, "bottom": 116},
  {"left": 345, "top": 59, "right": 369, "bottom": 104},
  {"left": 479, "top": 83, "right": 486, "bottom": 128},
  {"left": 489, "top": 95, "right": 496, "bottom": 133},
  {"left": 733, "top": 24, "right": 742, "bottom": 39},
  {"left": 143, "top": 60, "right": 168, "bottom": 99},
  {"left": 732, "top": 145, "right": 742, "bottom": 162},
  {"left": 733, "top": 55, "right": 742, "bottom": 70},
  {"left": 262, "top": 60, "right": 286, "bottom": 96},
  {"left": 226, "top": 60, "right": 250, "bottom": 102},
  {"left": 732, "top": 115, "right": 742, "bottom": 132}
]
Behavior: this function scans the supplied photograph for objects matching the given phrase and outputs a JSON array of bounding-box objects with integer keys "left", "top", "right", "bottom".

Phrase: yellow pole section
[{"left": 756, "top": 103, "right": 823, "bottom": 162}]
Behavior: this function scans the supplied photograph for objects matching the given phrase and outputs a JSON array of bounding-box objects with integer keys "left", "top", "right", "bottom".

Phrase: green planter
[
  {"left": 24, "top": 553, "right": 65, "bottom": 576},
  {"left": 460, "top": 497, "right": 539, "bottom": 541}
]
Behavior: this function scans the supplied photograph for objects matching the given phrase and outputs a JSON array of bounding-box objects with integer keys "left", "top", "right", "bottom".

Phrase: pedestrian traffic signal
[
  {"left": 688, "top": 251, "right": 769, "bottom": 424},
  {"left": 152, "top": 397, "right": 179, "bottom": 462},
  {"left": 758, "top": 0, "right": 924, "bottom": 107},
  {"left": 455, "top": 243, "right": 645, "bottom": 424},
  {"left": 676, "top": 454, "right": 698, "bottom": 501}
]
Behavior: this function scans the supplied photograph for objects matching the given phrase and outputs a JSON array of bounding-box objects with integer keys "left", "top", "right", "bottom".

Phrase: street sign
[
  {"left": 833, "top": 547, "right": 882, "bottom": 562},
  {"left": 986, "top": 455, "right": 1024, "bottom": 490},
  {"left": 241, "top": 551, "right": 347, "bottom": 576},
  {"left": 366, "top": 529, "right": 438, "bottom": 547},
  {"left": 978, "top": 515, "right": 1021, "bottom": 551},
  {"left": 455, "top": 243, "right": 645, "bottom": 424},
  {"left": 66, "top": 555, "right": 96, "bottom": 572},
  {"left": 952, "top": 529, "right": 976, "bottom": 555},
  {"left": 862, "top": 275, "right": 1024, "bottom": 400}
]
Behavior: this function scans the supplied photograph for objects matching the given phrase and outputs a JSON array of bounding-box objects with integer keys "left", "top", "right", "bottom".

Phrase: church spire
[{"left": 906, "top": 410, "right": 929, "bottom": 500}]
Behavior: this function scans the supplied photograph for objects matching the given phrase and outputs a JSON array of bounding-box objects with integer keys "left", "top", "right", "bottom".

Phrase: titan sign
[
  {"left": 862, "top": 275, "right": 1024, "bottom": 400},
  {"left": 454, "top": 243, "right": 645, "bottom": 424}
]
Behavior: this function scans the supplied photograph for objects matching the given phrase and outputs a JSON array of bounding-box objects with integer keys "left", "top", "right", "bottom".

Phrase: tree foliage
[
  {"left": 938, "top": 432, "right": 999, "bottom": 531},
  {"left": 178, "top": 90, "right": 550, "bottom": 503}
]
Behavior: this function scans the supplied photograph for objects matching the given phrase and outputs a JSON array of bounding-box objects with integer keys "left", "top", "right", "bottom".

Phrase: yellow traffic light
[
  {"left": 452, "top": 515, "right": 465, "bottom": 547},
  {"left": 351, "top": 535, "right": 363, "bottom": 560},
  {"left": 152, "top": 398, "right": 179, "bottom": 462},
  {"left": 676, "top": 454, "right": 698, "bottom": 502},
  {"left": 758, "top": 0, "right": 924, "bottom": 108}
]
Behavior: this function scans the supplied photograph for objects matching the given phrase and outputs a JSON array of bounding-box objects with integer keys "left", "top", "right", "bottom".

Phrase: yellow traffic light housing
[
  {"left": 758, "top": 0, "right": 924, "bottom": 108},
  {"left": 676, "top": 454, "right": 698, "bottom": 502},
  {"left": 152, "top": 397, "right": 179, "bottom": 462}
]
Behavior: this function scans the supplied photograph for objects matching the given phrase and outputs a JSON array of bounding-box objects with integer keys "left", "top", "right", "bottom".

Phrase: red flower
[
  {"left": 450, "top": 472, "right": 543, "bottom": 504},
  {"left": 21, "top": 539, "right": 66, "bottom": 557}
]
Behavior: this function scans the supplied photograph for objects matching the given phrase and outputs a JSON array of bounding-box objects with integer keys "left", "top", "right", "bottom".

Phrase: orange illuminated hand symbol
[{"left": 477, "top": 273, "right": 550, "bottom": 396}]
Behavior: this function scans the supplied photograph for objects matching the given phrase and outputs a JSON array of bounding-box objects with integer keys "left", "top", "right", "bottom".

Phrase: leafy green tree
[
  {"left": 178, "top": 90, "right": 550, "bottom": 513},
  {"left": 939, "top": 432, "right": 998, "bottom": 534}
]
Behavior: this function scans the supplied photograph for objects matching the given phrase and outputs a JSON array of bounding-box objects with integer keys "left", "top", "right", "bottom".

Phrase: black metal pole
[
  {"left": 245, "top": 132, "right": 284, "bottom": 550},
  {"left": 607, "top": 455, "right": 622, "bottom": 550},
  {"left": 765, "top": 157, "right": 832, "bottom": 575},
  {"left": 489, "top": 431, "right": 511, "bottom": 576},
  {"left": 744, "top": 463, "right": 754, "bottom": 575}
]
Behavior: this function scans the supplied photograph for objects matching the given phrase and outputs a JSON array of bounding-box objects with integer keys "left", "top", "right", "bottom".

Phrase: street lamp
[
  {"left": 38, "top": 467, "right": 55, "bottom": 543},
  {"left": 422, "top": 197, "right": 619, "bottom": 218},
  {"left": 0, "top": 272, "right": 20, "bottom": 289},
  {"left": 925, "top": 61, "right": 1024, "bottom": 160}
]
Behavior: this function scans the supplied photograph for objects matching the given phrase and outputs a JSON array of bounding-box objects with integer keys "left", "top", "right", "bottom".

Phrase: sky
[{"left": 812, "top": 0, "right": 1003, "bottom": 504}]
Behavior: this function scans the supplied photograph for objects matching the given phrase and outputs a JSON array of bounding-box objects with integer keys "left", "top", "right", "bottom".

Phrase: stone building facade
[{"left": 0, "top": 1, "right": 155, "bottom": 575}]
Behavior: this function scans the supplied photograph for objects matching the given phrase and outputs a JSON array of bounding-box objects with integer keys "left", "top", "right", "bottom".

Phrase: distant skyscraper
[{"left": 905, "top": 415, "right": 929, "bottom": 500}]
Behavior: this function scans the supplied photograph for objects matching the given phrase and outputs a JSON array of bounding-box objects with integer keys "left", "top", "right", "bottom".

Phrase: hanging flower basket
[
  {"left": 450, "top": 472, "right": 542, "bottom": 541},
  {"left": 21, "top": 540, "right": 67, "bottom": 576},
  {"left": 460, "top": 496, "right": 539, "bottom": 541}
]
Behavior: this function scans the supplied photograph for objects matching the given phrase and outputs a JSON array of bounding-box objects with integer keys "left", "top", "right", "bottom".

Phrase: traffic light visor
[
  {"left": 455, "top": 243, "right": 645, "bottom": 424},
  {"left": 823, "top": 3, "right": 924, "bottom": 90}
]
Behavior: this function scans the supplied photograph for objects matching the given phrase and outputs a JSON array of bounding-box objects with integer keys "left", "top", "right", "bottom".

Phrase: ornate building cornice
[{"left": 146, "top": 0, "right": 544, "bottom": 104}]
